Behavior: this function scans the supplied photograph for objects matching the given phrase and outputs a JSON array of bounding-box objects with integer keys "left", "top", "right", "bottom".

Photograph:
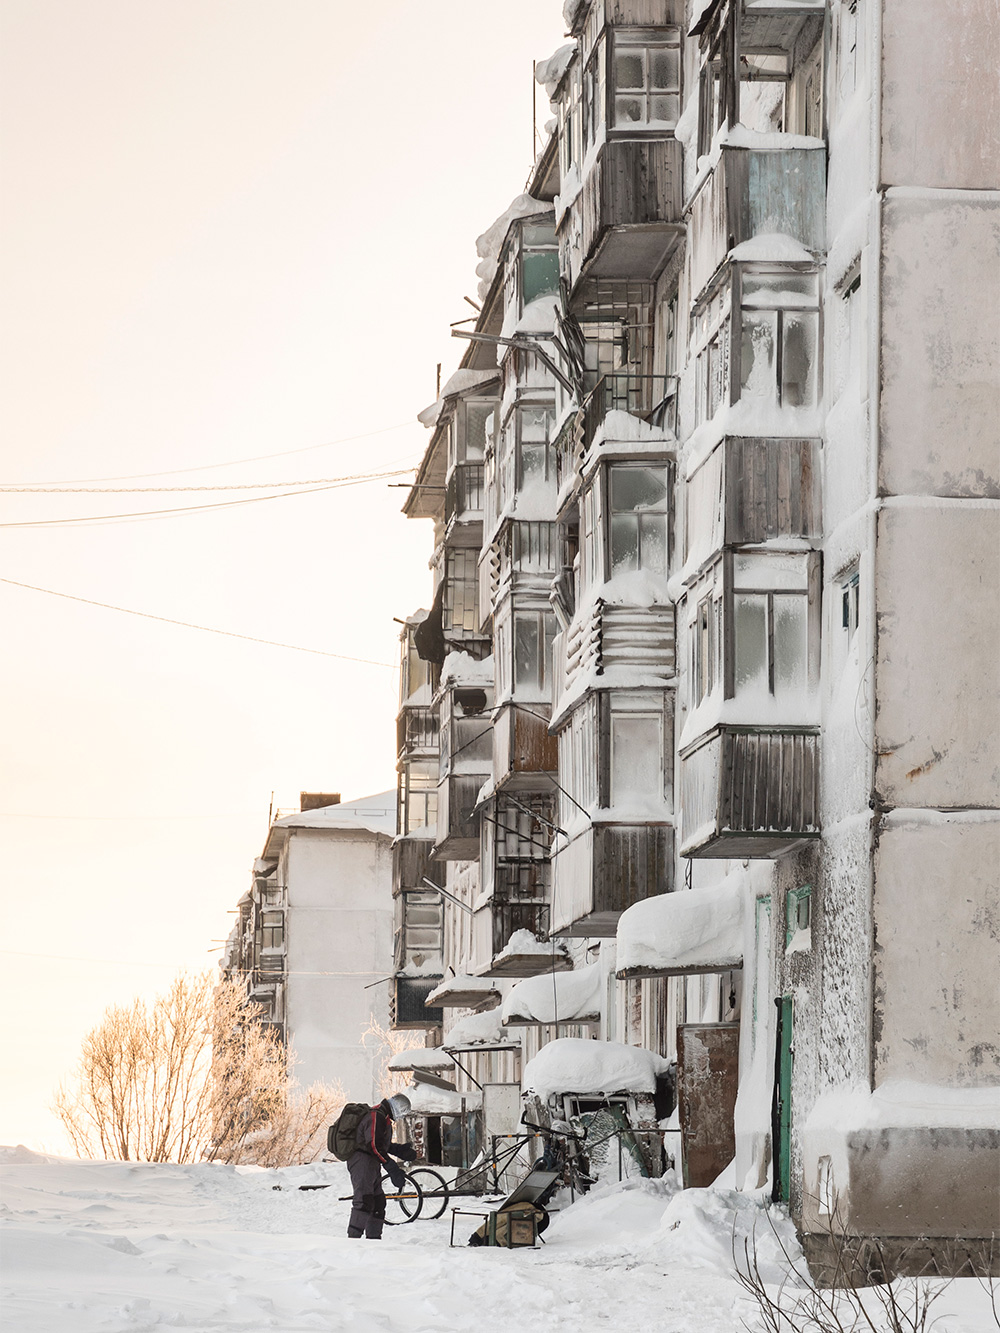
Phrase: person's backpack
[{"left": 327, "top": 1103, "right": 369, "bottom": 1160}]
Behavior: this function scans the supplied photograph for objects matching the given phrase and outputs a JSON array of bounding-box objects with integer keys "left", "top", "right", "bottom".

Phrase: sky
[{"left": 0, "top": 0, "right": 567, "bottom": 1151}]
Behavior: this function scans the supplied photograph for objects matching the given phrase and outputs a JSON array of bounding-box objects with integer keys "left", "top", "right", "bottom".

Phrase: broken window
[
  {"left": 613, "top": 30, "right": 681, "bottom": 129},
  {"left": 739, "top": 269, "right": 820, "bottom": 410},
  {"left": 608, "top": 464, "right": 669, "bottom": 577}
]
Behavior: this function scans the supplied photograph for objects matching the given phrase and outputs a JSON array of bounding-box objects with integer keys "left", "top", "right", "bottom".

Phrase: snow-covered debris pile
[
  {"left": 535, "top": 43, "right": 575, "bottom": 99},
  {"left": 616, "top": 878, "right": 744, "bottom": 978},
  {"left": 475, "top": 194, "right": 553, "bottom": 302},
  {"left": 386, "top": 1047, "right": 456, "bottom": 1073},
  {"left": 523, "top": 1038, "right": 670, "bottom": 1099},
  {"left": 444, "top": 1008, "right": 521, "bottom": 1049},
  {"left": 502, "top": 963, "right": 602, "bottom": 1026}
]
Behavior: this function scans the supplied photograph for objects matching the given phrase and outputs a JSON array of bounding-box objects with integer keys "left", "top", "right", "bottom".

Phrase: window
[
  {"left": 785, "top": 885, "right": 812, "bottom": 948},
  {"left": 401, "top": 761, "right": 438, "bottom": 834},
  {"left": 517, "top": 402, "right": 555, "bottom": 488},
  {"left": 513, "top": 609, "right": 556, "bottom": 696},
  {"left": 841, "top": 569, "right": 859, "bottom": 638},
  {"left": 692, "top": 591, "right": 722, "bottom": 706},
  {"left": 613, "top": 31, "right": 681, "bottom": 128},
  {"left": 607, "top": 692, "right": 670, "bottom": 808},
  {"left": 739, "top": 269, "right": 821, "bottom": 409},
  {"left": 582, "top": 38, "right": 606, "bottom": 150},
  {"left": 257, "top": 911, "right": 284, "bottom": 951},
  {"left": 559, "top": 59, "right": 582, "bottom": 177},
  {"left": 443, "top": 548, "right": 481, "bottom": 637},
  {"left": 732, "top": 553, "right": 814, "bottom": 698},
  {"left": 608, "top": 464, "right": 669, "bottom": 576},
  {"left": 502, "top": 220, "right": 559, "bottom": 320},
  {"left": 692, "top": 281, "right": 731, "bottom": 425}
]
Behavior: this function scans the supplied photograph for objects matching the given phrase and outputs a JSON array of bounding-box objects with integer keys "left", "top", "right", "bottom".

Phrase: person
[{"left": 346, "top": 1093, "right": 416, "bottom": 1240}]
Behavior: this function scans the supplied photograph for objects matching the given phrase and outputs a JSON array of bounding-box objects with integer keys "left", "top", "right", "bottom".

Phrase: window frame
[
  {"left": 610, "top": 27, "right": 682, "bottom": 132},
  {"left": 605, "top": 461, "right": 671, "bottom": 579}
]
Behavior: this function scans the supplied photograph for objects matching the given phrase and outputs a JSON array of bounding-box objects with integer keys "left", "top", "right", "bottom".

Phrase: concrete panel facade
[
  {"left": 872, "top": 815, "right": 1000, "bottom": 1087},
  {"left": 874, "top": 504, "right": 1000, "bottom": 810},
  {"left": 881, "top": 0, "right": 1000, "bottom": 190},
  {"left": 879, "top": 193, "right": 1000, "bottom": 499}
]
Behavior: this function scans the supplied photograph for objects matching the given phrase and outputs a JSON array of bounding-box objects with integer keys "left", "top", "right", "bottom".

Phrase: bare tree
[
  {"left": 54, "top": 974, "right": 344, "bottom": 1166},
  {"left": 360, "top": 1016, "right": 427, "bottom": 1101}
]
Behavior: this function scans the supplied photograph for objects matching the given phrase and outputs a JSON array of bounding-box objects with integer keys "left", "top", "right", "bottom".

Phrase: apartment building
[
  {"left": 391, "top": 0, "right": 999, "bottom": 1278},
  {"left": 220, "top": 791, "right": 395, "bottom": 1101}
]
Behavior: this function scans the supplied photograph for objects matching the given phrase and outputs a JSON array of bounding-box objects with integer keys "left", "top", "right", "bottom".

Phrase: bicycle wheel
[
  {"left": 381, "top": 1171, "right": 423, "bottom": 1225},
  {"left": 406, "top": 1167, "right": 449, "bottom": 1220}
]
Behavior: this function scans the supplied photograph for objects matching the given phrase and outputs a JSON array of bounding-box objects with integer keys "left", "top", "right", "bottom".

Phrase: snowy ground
[{"left": 2, "top": 1147, "right": 995, "bottom": 1332}]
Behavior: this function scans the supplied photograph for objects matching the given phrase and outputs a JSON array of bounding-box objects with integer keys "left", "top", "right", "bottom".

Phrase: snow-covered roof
[
  {"left": 616, "top": 880, "right": 744, "bottom": 979},
  {"left": 535, "top": 43, "right": 576, "bottom": 99},
  {"left": 474, "top": 193, "right": 554, "bottom": 303},
  {"left": 269, "top": 790, "right": 396, "bottom": 839},
  {"left": 501, "top": 963, "right": 602, "bottom": 1027},
  {"left": 425, "top": 975, "right": 501, "bottom": 1009},
  {"left": 523, "top": 1039, "right": 670, "bottom": 1099},
  {"left": 386, "top": 1047, "right": 456, "bottom": 1074},
  {"left": 417, "top": 368, "right": 501, "bottom": 429},
  {"left": 443, "top": 1008, "right": 522, "bottom": 1051},
  {"left": 440, "top": 651, "right": 494, "bottom": 688}
]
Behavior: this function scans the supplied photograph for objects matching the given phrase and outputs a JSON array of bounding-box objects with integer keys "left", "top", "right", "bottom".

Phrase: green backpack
[{"left": 327, "top": 1103, "right": 370, "bottom": 1160}]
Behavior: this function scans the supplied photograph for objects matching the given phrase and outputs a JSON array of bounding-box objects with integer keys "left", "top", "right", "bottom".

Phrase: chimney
[{"left": 300, "top": 792, "right": 341, "bottom": 811}]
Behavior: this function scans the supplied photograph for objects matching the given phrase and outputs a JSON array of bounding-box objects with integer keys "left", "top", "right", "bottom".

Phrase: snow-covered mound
[{"left": 522, "top": 1037, "right": 670, "bottom": 1098}]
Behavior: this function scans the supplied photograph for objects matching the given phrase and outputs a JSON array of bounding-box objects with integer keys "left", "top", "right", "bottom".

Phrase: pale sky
[{"left": 0, "top": 0, "right": 567, "bottom": 1151}]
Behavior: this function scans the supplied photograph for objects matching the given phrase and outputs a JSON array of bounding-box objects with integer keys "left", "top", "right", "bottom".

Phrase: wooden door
[{"left": 772, "top": 995, "right": 794, "bottom": 1202}]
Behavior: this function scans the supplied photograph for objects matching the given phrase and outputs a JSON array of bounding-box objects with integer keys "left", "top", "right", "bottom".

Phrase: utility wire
[
  {"left": 0, "top": 474, "right": 415, "bottom": 494},
  {"left": 4, "top": 421, "right": 417, "bottom": 486},
  {"left": 0, "top": 470, "right": 413, "bottom": 528},
  {"left": 0, "top": 577, "right": 396, "bottom": 667}
]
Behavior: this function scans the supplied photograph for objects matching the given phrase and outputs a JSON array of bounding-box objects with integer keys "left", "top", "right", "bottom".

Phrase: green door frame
[{"left": 771, "top": 994, "right": 793, "bottom": 1203}]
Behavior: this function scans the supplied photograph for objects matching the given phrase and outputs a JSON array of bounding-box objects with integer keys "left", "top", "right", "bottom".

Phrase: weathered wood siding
[
  {"left": 580, "top": 139, "right": 684, "bottom": 267},
  {"left": 677, "top": 1022, "right": 740, "bottom": 1187},
  {"left": 593, "top": 823, "right": 675, "bottom": 921},
  {"left": 436, "top": 774, "right": 482, "bottom": 859},
  {"left": 688, "top": 145, "right": 826, "bottom": 301},
  {"left": 600, "top": 604, "right": 676, "bottom": 675},
  {"left": 493, "top": 704, "right": 558, "bottom": 777},
  {"left": 392, "top": 836, "right": 435, "bottom": 896},
  {"left": 680, "top": 726, "right": 820, "bottom": 857},
  {"left": 724, "top": 437, "right": 822, "bottom": 545}
]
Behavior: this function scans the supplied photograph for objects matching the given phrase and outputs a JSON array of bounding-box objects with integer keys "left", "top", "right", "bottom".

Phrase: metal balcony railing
[{"left": 582, "top": 373, "right": 677, "bottom": 451}]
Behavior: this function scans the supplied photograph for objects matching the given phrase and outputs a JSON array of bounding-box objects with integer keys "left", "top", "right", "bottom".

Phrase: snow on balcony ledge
[
  {"left": 386, "top": 1047, "right": 456, "bottom": 1074},
  {"left": 407, "top": 1084, "right": 482, "bottom": 1115},
  {"left": 523, "top": 1037, "right": 670, "bottom": 1100},
  {"left": 424, "top": 975, "right": 501, "bottom": 1010},
  {"left": 501, "top": 962, "right": 602, "bottom": 1027},
  {"left": 442, "top": 1007, "right": 523, "bottom": 1052},
  {"left": 615, "top": 878, "right": 744, "bottom": 980}
]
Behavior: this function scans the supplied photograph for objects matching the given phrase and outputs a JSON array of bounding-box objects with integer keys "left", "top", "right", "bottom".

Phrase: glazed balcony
[
  {"left": 687, "top": 143, "right": 826, "bottom": 303},
  {"left": 679, "top": 725, "right": 820, "bottom": 858},
  {"left": 390, "top": 975, "right": 444, "bottom": 1030}
]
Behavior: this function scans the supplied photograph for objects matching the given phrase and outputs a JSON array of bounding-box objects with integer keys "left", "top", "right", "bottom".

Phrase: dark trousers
[{"left": 347, "top": 1152, "right": 385, "bottom": 1239}]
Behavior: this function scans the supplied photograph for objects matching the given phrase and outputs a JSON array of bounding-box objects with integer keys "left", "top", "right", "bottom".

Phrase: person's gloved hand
[
  {"left": 387, "top": 1164, "right": 407, "bottom": 1192},
  {"left": 392, "top": 1143, "right": 417, "bottom": 1162}
]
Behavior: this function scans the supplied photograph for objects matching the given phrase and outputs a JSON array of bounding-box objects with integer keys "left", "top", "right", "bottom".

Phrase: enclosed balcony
[
  {"left": 393, "top": 889, "right": 444, "bottom": 976},
  {"left": 390, "top": 976, "right": 443, "bottom": 1031},
  {"left": 687, "top": 143, "right": 826, "bottom": 302},
  {"left": 685, "top": 435, "right": 821, "bottom": 569},
  {"left": 492, "top": 703, "right": 558, "bottom": 786},
  {"left": 679, "top": 724, "right": 820, "bottom": 858},
  {"left": 550, "top": 822, "right": 675, "bottom": 936},
  {"left": 473, "top": 899, "right": 572, "bottom": 978}
]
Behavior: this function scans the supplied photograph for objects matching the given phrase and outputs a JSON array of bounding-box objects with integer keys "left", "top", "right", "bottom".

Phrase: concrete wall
[
  {"left": 872, "top": 813, "right": 1000, "bottom": 1087},
  {"left": 881, "top": 0, "right": 1000, "bottom": 191},
  {"left": 874, "top": 504, "right": 1000, "bottom": 810},
  {"left": 879, "top": 192, "right": 1000, "bottom": 500},
  {"left": 284, "top": 829, "right": 393, "bottom": 1100}
]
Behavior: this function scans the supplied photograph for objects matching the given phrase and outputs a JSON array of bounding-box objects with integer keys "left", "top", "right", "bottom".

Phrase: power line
[
  {"left": 0, "top": 474, "right": 416, "bottom": 494},
  {"left": 4, "top": 421, "right": 417, "bottom": 486},
  {"left": 0, "top": 470, "right": 414, "bottom": 528},
  {"left": 0, "top": 811, "right": 261, "bottom": 821},
  {"left": 0, "top": 577, "right": 397, "bottom": 667}
]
